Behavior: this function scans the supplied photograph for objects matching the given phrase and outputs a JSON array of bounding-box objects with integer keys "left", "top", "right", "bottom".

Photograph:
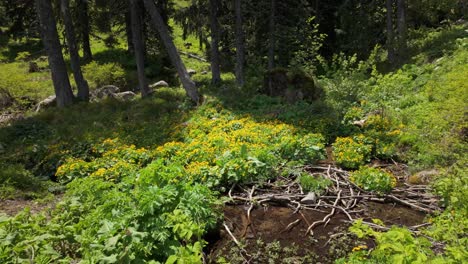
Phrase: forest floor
[{"left": 206, "top": 159, "right": 437, "bottom": 263}]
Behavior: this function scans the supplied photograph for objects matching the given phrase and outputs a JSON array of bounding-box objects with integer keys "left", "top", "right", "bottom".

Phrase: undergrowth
[{"left": 0, "top": 22, "right": 466, "bottom": 263}]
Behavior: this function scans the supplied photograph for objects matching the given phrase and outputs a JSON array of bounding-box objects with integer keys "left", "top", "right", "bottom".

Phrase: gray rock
[
  {"left": 93, "top": 85, "right": 120, "bottom": 99},
  {"left": 114, "top": 91, "right": 136, "bottom": 101},
  {"left": 301, "top": 192, "right": 317, "bottom": 204},
  {"left": 408, "top": 169, "right": 439, "bottom": 185},
  {"left": 149, "top": 80, "right": 169, "bottom": 88},
  {"left": 201, "top": 70, "right": 208, "bottom": 75},
  {"left": 187, "top": 69, "right": 197, "bottom": 76},
  {"left": 35, "top": 95, "right": 56, "bottom": 112}
]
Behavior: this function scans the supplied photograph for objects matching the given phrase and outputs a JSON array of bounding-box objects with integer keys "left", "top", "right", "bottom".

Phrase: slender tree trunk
[
  {"left": 125, "top": 8, "right": 134, "bottom": 54},
  {"left": 130, "top": 0, "right": 150, "bottom": 97},
  {"left": 143, "top": 0, "right": 200, "bottom": 103},
  {"left": 78, "top": 0, "right": 92, "bottom": 61},
  {"left": 267, "top": 0, "right": 276, "bottom": 94},
  {"left": 234, "top": 0, "right": 245, "bottom": 87},
  {"left": 397, "top": 0, "right": 407, "bottom": 58},
  {"left": 209, "top": 0, "right": 221, "bottom": 84},
  {"left": 61, "top": 0, "right": 89, "bottom": 101},
  {"left": 386, "top": 0, "right": 395, "bottom": 64},
  {"left": 35, "top": 0, "right": 74, "bottom": 107}
]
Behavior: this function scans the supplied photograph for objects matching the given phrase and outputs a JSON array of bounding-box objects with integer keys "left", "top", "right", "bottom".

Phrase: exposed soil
[
  {"left": 207, "top": 201, "right": 426, "bottom": 263},
  {"left": 0, "top": 195, "right": 62, "bottom": 216},
  {"left": 206, "top": 159, "right": 435, "bottom": 263}
]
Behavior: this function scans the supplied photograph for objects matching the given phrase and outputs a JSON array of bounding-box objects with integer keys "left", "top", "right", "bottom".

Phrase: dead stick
[
  {"left": 305, "top": 190, "right": 342, "bottom": 236},
  {"left": 223, "top": 222, "right": 241, "bottom": 246},
  {"left": 282, "top": 219, "right": 301, "bottom": 233},
  {"left": 387, "top": 195, "right": 435, "bottom": 213}
]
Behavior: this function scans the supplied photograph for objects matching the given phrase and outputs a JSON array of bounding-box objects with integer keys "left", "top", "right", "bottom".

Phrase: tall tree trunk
[
  {"left": 209, "top": 0, "right": 221, "bottom": 84},
  {"left": 78, "top": 0, "right": 92, "bottom": 61},
  {"left": 234, "top": 0, "right": 245, "bottom": 87},
  {"left": 267, "top": 0, "right": 276, "bottom": 94},
  {"left": 61, "top": 0, "right": 89, "bottom": 101},
  {"left": 130, "top": 0, "right": 150, "bottom": 97},
  {"left": 386, "top": 0, "right": 395, "bottom": 64},
  {"left": 125, "top": 8, "right": 134, "bottom": 54},
  {"left": 35, "top": 0, "right": 74, "bottom": 107},
  {"left": 142, "top": 0, "right": 200, "bottom": 104},
  {"left": 397, "top": 0, "right": 407, "bottom": 58}
]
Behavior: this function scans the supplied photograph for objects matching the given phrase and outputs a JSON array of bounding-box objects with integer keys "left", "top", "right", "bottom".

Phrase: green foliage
[
  {"left": 55, "top": 138, "right": 152, "bottom": 183},
  {"left": 0, "top": 61, "right": 53, "bottom": 101},
  {"left": 148, "top": 105, "right": 325, "bottom": 187},
  {"left": 349, "top": 166, "right": 396, "bottom": 194},
  {"left": 0, "top": 162, "right": 47, "bottom": 199},
  {"left": 0, "top": 170, "right": 221, "bottom": 263},
  {"left": 432, "top": 158, "right": 468, "bottom": 210},
  {"left": 216, "top": 239, "right": 319, "bottom": 264},
  {"left": 343, "top": 220, "right": 438, "bottom": 264},
  {"left": 289, "top": 16, "right": 326, "bottom": 72},
  {"left": 298, "top": 174, "right": 332, "bottom": 194},
  {"left": 332, "top": 135, "right": 372, "bottom": 170},
  {"left": 82, "top": 61, "right": 127, "bottom": 89}
]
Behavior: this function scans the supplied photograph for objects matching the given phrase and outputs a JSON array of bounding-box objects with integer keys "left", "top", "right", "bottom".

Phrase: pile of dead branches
[{"left": 225, "top": 164, "right": 441, "bottom": 237}]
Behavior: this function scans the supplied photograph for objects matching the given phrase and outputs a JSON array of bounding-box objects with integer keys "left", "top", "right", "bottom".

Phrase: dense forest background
[{"left": 0, "top": 0, "right": 467, "bottom": 263}]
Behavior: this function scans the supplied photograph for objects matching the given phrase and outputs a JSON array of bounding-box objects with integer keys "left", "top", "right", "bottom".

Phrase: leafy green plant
[
  {"left": 349, "top": 166, "right": 396, "bottom": 194},
  {"left": 82, "top": 61, "right": 127, "bottom": 89},
  {"left": 298, "top": 174, "right": 332, "bottom": 194},
  {"left": 341, "top": 219, "right": 438, "bottom": 264}
]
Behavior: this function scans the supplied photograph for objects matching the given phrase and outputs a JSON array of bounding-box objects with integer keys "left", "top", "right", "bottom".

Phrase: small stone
[
  {"left": 114, "top": 91, "right": 136, "bottom": 101},
  {"left": 408, "top": 170, "right": 439, "bottom": 185},
  {"left": 187, "top": 69, "right": 197, "bottom": 76},
  {"left": 301, "top": 192, "right": 317, "bottom": 204},
  {"left": 149, "top": 80, "right": 169, "bottom": 88},
  {"left": 93, "top": 85, "right": 120, "bottom": 99}
]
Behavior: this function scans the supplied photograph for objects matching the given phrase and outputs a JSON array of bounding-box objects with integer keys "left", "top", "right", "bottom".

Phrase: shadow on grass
[
  {"left": 405, "top": 25, "right": 467, "bottom": 65},
  {"left": 0, "top": 37, "right": 43, "bottom": 62},
  {"left": 90, "top": 48, "right": 178, "bottom": 87},
  {"left": 202, "top": 81, "right": 347, "bottom": 144},
  {"left": 0, "top": 92, "right": 189, "bottom": 177}
]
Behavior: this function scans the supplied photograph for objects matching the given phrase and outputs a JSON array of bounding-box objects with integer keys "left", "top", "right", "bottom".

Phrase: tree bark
[
  {"left": 78, "top": 0, "right": 92, "bottom": 61},
  {"left": 125, "top": 8, "right": 134, "bottom": 54},
  {"left": 35, "top": 0, "right": 74, "bottom": 107},
  {"left": 234, "top": 0, "right": 245, "bottom": 87},
  {"left": 267, "top": 0, "right": 276, "bottom": 94},
  {"left": 209, "top": 0, "right": 221, "bottom": 84},
  {"left": 396, "top": 0, "right": 407, "bottom": 58},
  {"left": 61, "top": 0, "right": 90, "bottom": 101},
  {"left": 130, "top": 0, "right": 150, "bottom": 97},
  {"left": 386, "top": 0, "right": 395, "bottom": 64},
  {"left": 143, "top": 0, "right": 200, "bottom": 103}
]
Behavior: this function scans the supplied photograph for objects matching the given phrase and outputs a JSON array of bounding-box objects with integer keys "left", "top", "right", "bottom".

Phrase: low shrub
[
  {"left": 349, "top": 166, "right": 396, "bottom": 194},
  {"left": 332, "top": 135, "right": 372, "bottom": 169},
  {"left": 56, "top": 138, "right": 153, "bottom": 183},
  {"left": 298, "top": 174, "right": 332, "bottom": 194},
  {"left": 0, "top": 162, "right": 47, "bottom": 199},
  {"left": 82, "top": 61, "right": 127, "bottom": 89}
]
